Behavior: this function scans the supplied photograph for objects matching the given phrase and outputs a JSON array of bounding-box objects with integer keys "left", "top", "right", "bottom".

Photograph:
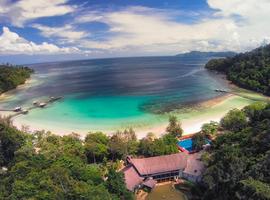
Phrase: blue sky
[{"left": 0, "top": 0, "right": 270, "bottom": 64}]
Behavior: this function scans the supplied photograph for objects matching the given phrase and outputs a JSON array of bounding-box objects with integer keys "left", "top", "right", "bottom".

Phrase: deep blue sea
[{"left": 1, "top": 56, "right": 229, "bottom": 132}]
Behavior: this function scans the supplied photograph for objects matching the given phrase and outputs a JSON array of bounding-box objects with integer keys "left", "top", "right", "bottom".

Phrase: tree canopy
[
  {"left": 201, "top": 103, "right": 270, "bottom": 200},
  {"left": 0, "top": 64, "right": 33, "bottom": 94},
  {"left": 166, "top": 115, "right": 183, "bottom": 137},
  {"left": 205, "top": 44, "right": 270, "bottom": 95}
]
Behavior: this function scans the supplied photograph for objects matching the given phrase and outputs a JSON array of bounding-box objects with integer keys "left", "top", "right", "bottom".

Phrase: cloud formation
[
  {"left": 33, "top": 24, "right": 88, "bottom": 43},
  {"left": 73, "top": 2, "right": 270, "bottom": 54},
  {"left": 0, "top": 0, "right": 75, "bottom": 27},
  {"left": 1, "top": 0, "right": 270, "bottom": 57},
  {"left": 0, "top": 27, "right": 79, "bottom": 55}
]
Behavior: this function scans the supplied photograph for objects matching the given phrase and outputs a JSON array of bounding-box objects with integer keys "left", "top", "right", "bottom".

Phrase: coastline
[
  {"left": 9, "top": 90, "right": 264, "bottom": 139},
  {"left": 1, "top": 74, "right": 268, "bottom": 139}
]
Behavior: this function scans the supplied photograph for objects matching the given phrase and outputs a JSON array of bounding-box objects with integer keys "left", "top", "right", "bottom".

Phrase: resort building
[{"left": 122, "top": 152, "right": 205, "bottom": 191}]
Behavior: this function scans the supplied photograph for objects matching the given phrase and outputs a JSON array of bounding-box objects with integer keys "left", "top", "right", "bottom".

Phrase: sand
[{"left": 1, "top": 77, "right": 269, "bottom": 139}]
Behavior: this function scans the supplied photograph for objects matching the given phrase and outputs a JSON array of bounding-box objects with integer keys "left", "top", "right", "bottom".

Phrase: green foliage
[
  {"left": 166, "top": 115, "right": 183, "bottom": 137},
  {"left": 0, "top": 122, "right": 26, "bottom": 167},
  {"left": 138, "top": 133, "right": 178, "bottom": 157},
  {"left": 205, "top": 44, "right": 270, "bottom": 95},
  {"left": 85, "top": 132, "right": 109, "bottom": 163},
  {"left": 0, "top": 64, "right": 33, "bottom": 94},
  {"left": 0, "top": 125, "right": 133, "bottom": 200},
  {"left": 220, "top": 109, "right": 248, "bottom": 132},
  {"left": 201, "top": 103, "right": 270, "bottom": 200},
  {"left": 201, "top": 121, "right": 219, "bottom": 136},
  {"left": 108, "top": 128, "right": 138, "bottom": 160},
  {"left": 192, "top": 132, "right": 205, "bottom": 151},
  {"left": 106, "top": 168, "right": 134, "bottom": 200},
  {"left": 237, "top": 178, "right": 270, "bottom": 200}
]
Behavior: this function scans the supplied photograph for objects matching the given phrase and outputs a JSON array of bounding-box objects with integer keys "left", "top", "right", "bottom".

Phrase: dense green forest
[
  {"left": 205, "top": 44, "right": 270, "bottom": 95},
  {"left": 0, "top": 64, "right": 33, "bottom": 94},
  {"left": 200, "top": 102, "right": 270, "bottom": 200},
  {"left": 0, "top": 116, "right": 180, "bottom": 199}
]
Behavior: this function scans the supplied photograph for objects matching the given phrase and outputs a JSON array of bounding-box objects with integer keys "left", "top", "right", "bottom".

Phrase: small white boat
[
  {"left": 14, "top": 107, "right": 22, "bottom": 112},
  {"left": 39, "top": 103, "right": 47, "bottom": 108}
]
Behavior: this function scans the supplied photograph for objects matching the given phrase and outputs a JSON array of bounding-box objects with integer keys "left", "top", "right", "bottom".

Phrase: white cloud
[
  {"left": 32, "top": 24, "right": 88, "bottom": 43},
  {"left": 75, "top": 7, "right": 238, "bottom": 53},
  {"left": 2, "top": 1, "right": 270, "bottom": 57},
  {"left": 0, "top": 0, "right": 75, "bottom": 27},
  {"left": 73, "top": 3, "right": 270, "bottom": 54},
  {"left": 0, "top": 27, "right": 80, "bottom": 55}
]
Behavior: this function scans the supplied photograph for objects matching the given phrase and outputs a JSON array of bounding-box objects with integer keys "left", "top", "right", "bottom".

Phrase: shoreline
[
  {"left": 1, "top": 75, "right": 269, "bottom": 139},
  {"left": 9, "top": 91, "right": 260, "bottom": 139}
]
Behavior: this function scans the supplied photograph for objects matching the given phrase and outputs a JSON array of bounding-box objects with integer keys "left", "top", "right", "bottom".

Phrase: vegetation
[
  {"left": 0, "top": 121, "right": 133, "bottom": 200},
  {"left": 0, "top": 116, "right": 182, "bottom": 199},
  {"left": 138, "top": 133, "right": 179, "bottom": 157},
  {"left": 205, "top": 44, "right": 270, "bottom": 95},
  {"left": 201, "top": 121, "right": 219, "bottom": 136},
  {"left": 0, "top": 64, "right": 33, "bottom": 94},
  {"left": 192, "top": 132, "right": 205, "bottom": 151},
  {"left": 166, "top": 115, "right": 183, "bottom": 137},
  {"left": 200, "top": 102, "right": 270, "bottom": 200}
]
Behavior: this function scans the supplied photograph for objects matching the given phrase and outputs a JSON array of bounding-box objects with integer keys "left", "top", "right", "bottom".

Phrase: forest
[
  {"left": 0, "top": 116, "right": 182, "bottom": 200},
  {"left": 205, "top": 44, "right": 270, "bottom": 96},
  {"left": 199, "top": 102, "right": 270, "bottom": 200},
  {"left": 0, "top": 64, "right": 34, "bottom": 94}
]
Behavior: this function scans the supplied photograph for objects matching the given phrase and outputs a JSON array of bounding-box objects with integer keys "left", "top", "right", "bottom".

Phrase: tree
[
  {"left": 220, "top": 109, "right": 248, "bottom": 132},
  {"left": 201, "top": 104, "right": 270, "bottom": 200},
  {"left": 201, "top": 121, "right": 219, "bottom": 136},
  {"left": 106, "top": 168, "right": 134, "bottom": 200},
  {"left": 192, "top": 132, "right": 205, "bottom": 151},
  {"left": 108, "top": 128, "right": 138, "bottom": 160},
  {"left": 166, "top": 115, "right": 183, "bottom": 137},
  {"left": 0, "top": 65, "right": 33, "bottom": 94},
  {"left": 85, "top": 132, "right": 109, "bottom": 163},
  {"left": 0, "top": 122, "right": 26, "bottom": 166},
  {"left": 138, "top": 133, "right": 178, "bottom": 157},
  {"left": 205, "top": 44, "right": 270, "bottom": 96}
]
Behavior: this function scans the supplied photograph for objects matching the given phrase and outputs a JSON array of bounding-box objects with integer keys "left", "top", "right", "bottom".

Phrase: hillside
[
  {"left": 176, "top": 51, "right": 236, "bottom": 58},
  {"left": 205, "top": 45, "right": 270, "bottom": 95},
  {"left": 0, "top": 64, "right": 34, "bottom": 94},
  {"left": 200, "top": 102, "right": 270, "bottom": 200}
]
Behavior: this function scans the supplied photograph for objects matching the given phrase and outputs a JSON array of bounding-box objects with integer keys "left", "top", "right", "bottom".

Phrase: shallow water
[{"left": 0, "top": 56, "right": 230, "bottom": 132}]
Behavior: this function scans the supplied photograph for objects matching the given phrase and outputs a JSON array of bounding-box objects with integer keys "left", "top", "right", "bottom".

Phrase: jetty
[
  {"left": 0, "top": 96, "right": 63, "bottom": 119},
  {"left": 214, "top": 89, "right": 228, "bottom": 93}
]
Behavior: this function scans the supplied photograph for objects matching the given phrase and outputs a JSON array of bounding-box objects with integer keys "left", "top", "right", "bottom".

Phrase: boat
[
  {"left": 14, "top": 107, "right": 22, "bottom": 112},
  {"left": 39, "top": 103, "right": 47, "bottom": 108}
]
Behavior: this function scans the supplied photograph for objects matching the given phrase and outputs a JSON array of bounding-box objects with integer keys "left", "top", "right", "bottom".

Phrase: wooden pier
[{"left": 1, "top": 96, "right": 63, "bottom": 119}]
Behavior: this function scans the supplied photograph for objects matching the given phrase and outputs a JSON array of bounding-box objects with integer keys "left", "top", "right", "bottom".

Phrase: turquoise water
[{"left": 1, "top": 56, "right": 230, "bottom": 133}]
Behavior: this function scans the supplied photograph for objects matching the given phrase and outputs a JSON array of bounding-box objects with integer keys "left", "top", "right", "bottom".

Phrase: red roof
[
  {"left": 129, "top": 153, "right": 187, "bottom": 176},
  {"left": 183, "top": 152, "right": 204, "bottom": 176},
  {"left": 122, "top": 165, "right": 143, "bottom": 191},
  {"left": 142, "top": 178, "right": 157, "bottom": 189}
]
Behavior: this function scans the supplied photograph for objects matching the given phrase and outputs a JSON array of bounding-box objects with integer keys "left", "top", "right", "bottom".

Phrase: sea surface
[{"left": 1, "top": 56, "right": 230, "bottom": 133}]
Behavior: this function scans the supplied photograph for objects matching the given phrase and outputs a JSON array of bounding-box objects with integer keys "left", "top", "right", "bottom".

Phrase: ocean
[{"left": 1, "top": 56, "right": 229, "bottom": 133}]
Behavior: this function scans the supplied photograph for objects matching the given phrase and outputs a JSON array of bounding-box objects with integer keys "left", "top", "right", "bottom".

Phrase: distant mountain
[
  {"left": 205, "top": 44, "right": 270, "bottom": 95},
  {"left": 175, "top": 51, "right": 236, "bottom": 58}
]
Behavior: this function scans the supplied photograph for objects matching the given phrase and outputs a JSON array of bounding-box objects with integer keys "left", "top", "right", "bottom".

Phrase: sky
[{"left": 0, "top": 0, "right": 270, "bottom": 64}]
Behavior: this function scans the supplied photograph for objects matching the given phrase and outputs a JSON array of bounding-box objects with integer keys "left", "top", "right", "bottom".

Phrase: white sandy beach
[
  {"left": 6, "top": 91, "right": 266, "bottom": 139},
  {"left": 1, "top": 74, "right": 269, "bottom": 139}
]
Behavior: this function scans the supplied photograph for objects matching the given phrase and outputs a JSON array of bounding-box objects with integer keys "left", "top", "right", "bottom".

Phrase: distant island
[
  {"left": 205, "top": 44, "right": 270, "bottom": 96},
  {"left": 175, "top": 51, "right": 236, "bottom": 58},
  {"left": 0, "top": 64, "right": 33, "bottom": 94}
]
